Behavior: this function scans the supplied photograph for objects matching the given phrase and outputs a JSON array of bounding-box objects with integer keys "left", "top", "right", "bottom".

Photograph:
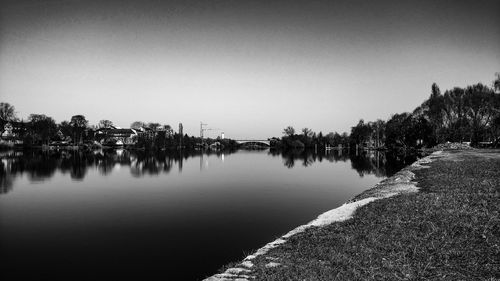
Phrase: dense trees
[
  {"left": 70, "top": 115, "right": 89, "bottom": 144},
  {"left": 419, "top": 81, "right": 499, "bottom": 145},
  {"left": 0, "top": 103, "right": 236, "bottom": 150},
  {"left": 350, "top": 75, "right": 500, "bottom": 149},
  {"left": 28, "top": 114, "right": 57, "bottom": 145},
  {"left": 349, "top": 119, "right": 386, "bottom": 149},
  {"left": 464, "top": 84, "right": 496, "bottom": 144},
  {"left": 277, "top": 125, "right": 349, "bottom": 150},
  {"left": 350, "top": 120, "right": 371, "bottom": 147},
  {"left": 384, "top": 113, "right": 431, "bottom": 149},
  {"left": 58, "top": 121, "right": 72, "bottom": 140},
  {"left": 1, "top": 73, "right": 499, "bottom": 150}
]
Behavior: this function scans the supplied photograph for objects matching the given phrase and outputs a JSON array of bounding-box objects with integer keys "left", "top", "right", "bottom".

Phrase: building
[{"left": 95, "top": 127, "right": 138, "bottom": 145}]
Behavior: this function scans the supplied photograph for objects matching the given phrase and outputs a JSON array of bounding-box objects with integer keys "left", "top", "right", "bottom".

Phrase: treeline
[
  {"left": 276, "top": 73, "right": 500, "bottom": 150},
  {"left": 0, "top": 108, "right": 237, "bottom": 150},
  {"left": 2, "top": 73, "right": 499, "bottom": 151},
  {"left": 271, "top": 126, "right": 350, "bottom": 149},
  {"left": 354, "top": 74, "right": 500, "bottom": 149}
]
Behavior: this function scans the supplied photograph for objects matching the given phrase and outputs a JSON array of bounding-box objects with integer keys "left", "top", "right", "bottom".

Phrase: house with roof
[
  {"left": 1, "top": 121, "right": 28, "bottom": 144},
  {"left": 95, "top": 127, "right": 138, "bottom": 146}
]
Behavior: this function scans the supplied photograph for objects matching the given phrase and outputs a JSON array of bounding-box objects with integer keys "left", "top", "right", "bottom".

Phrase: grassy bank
[{"left": 215, "top": 150, "right": 500, "bottom": 280}]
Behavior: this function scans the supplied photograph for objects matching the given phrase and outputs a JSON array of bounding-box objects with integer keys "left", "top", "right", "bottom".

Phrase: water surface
[{"left": 0, "top": 148, "right": 416, "bottom": 280}]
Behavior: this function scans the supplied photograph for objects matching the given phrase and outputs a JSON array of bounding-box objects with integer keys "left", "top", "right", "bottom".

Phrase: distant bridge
[{"left": 235, "top": 139, "right": 270, "bottom": 146}]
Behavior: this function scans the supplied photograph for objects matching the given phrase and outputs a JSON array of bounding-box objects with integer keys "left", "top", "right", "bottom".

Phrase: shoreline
[
  {"left": 204, "top": 151, "right": 443, "bottom": 281},
  {"left": 204, "top": 149, "right": 499, "bottom": 280}
]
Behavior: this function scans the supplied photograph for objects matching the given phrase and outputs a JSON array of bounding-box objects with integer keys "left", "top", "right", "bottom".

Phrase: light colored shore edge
[{"left": 204, "top": 151, "right": 444, "bottom": 281}]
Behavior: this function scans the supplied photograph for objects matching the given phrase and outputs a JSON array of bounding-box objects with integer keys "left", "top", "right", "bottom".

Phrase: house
[
  {"left": 95, "top": 127, "right": 138, "bottom": 145},
  {"left": 1, "top": 121, "right": 28, "bottom": 143}
]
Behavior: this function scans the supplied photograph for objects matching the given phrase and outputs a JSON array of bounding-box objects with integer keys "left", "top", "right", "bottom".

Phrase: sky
[{"left": 1, "top": 0, "right": 499, "bottom": 139}]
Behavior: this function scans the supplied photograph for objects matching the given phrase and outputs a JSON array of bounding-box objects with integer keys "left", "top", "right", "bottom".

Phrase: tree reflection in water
[
  {"left": 0, "top": 148, "right": 422, "bottom": 195},
  {"left": 275, "top": 148, "right": 421, "bottom": 177}
]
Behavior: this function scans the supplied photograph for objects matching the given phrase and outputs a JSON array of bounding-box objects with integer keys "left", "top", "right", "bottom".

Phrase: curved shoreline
[{"left": 204, "top": 151, "right": 444, "bottom": 281}]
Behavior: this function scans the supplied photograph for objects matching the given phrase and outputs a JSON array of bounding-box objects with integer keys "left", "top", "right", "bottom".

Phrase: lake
[{"left": 0, "top": 148, "right": 417, "bottom": 280}]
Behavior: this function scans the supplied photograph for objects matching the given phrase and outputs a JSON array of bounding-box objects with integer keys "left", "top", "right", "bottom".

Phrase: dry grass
[{"left": 235, "top": 150, "right": 500, "bottom": 280}]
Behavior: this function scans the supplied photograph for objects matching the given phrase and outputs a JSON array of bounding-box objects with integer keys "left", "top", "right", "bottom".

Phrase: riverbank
[{"left": 205, "top": 149, "right": 500, "bottom": 280}]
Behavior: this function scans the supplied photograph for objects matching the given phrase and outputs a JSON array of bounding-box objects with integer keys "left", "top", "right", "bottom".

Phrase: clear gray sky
[{"left": 1, "top": 0, "right": 499, "bottom": 139}]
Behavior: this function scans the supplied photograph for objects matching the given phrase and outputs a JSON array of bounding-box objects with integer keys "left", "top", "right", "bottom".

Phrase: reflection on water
[
  {"left": 0, "top": 148, "right": 420, "bottom": 280},
  {"left": 0, "top": 148, "right": 418, "bottom": 195},
  {"left": 272, "top": 148, "right": 418, "bottom": 177}
]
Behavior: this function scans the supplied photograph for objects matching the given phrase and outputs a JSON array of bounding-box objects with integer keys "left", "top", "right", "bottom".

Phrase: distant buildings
[
  {"left": 1, "top": 121, "right": 28, "bottom": 142},
  {"left": 95, "top": 127, "right": 138, "bottom": 145}
]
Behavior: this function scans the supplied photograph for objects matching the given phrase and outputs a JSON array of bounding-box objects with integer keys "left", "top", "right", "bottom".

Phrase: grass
[{"left": 234, "top": 150, "right": 500, "bottom": 280}]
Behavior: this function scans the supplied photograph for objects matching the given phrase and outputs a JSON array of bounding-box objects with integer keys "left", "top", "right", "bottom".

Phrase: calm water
[{"left": 0, "top": 148, "right": 417, "bottom": 280}]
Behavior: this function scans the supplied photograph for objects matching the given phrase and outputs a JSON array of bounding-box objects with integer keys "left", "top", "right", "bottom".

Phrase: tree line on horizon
[
  {"left": 275, "top": 73, "right": 500, "bottom": 150},
  {"left": 1, "top": 73, "right": 499, "bottom": 150},
  {"left": 0, "top": 108, "right": 236, "bottom": 150}
]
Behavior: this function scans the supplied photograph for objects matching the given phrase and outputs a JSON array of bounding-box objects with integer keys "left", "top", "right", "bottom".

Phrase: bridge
[{"left": 235, "top": 139, "right": 271, "bottom": 146}]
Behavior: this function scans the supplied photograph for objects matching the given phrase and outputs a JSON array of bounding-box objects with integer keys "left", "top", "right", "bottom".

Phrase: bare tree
[
  {"left": 301, "top": 127, "right": 313, "bottom": 138},
  {"left": 283, "top": 126, "right": 295, "bottom": 136},
  {"left": 148, "top": 122, "right": 161, "bottom": 131},
  {"left": 131, "top": 121, "right": 145, "bottom": 130},
  {"left": 0, "top": 102, "right": 16, "bottom": 121},
  {"left": 98, "top": 119, "right": 114, "bottom": 129}
]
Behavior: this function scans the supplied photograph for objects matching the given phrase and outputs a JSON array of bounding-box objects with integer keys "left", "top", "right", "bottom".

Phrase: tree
[
  {"left": 431, "top": 82, "right": 441, "bottom": 98},
  {"left": 0, "top": 102, "right": 16, "bottom": 121},
  {"left": 70, "top": 115, "right": 88, "bottom": 128},
  {"left": 70, "top": 115, "right": 88, "bottom": 144},
  {"left": 385, "top": 113, "right": 419, "bottom": 149},
  {"left": 301, "top": 127, "right": 313, "bottom": 138},
  {"left": 371, "top": 119, "right": 386, "bottom": 148},
  {"left": 147, "top": 122, "right": 161, "bottom": 131},
  {"left": 325, "top": 132, "right": 335, "bottom": 145},
  {"left": 443, "top": 88, "right": 465, "bottom": 129},
  {"left": 163, "top": 124, "right": 174, "bottom": 138},
  {"left": 464, "top": 83, "right": 495, "bottom": 144},
  {"left": 59, "top": 121, "right": 72, "bottom": 140},
  {"left": 494, "top": 72, "right": 500, "bottom": 93},
  {"left": 28, "top": 114, "right": 57, "bottom": 144},
  {"left": 491, "top": 114, "right": 500, "bottom": 146},
  {"left": 283, "top": 126, "right": 295, "bottom": 137},
  {"left": 98, "top": 119, "right": 114, "bottom": 129},
  {"left": 131, "top": 121, "right": 145, "bottom": 130},
  {"left": 0, "top": 102, "right": 17, "bottom": 137},
  {"left": 425, "top": 83, "right": 445, "bottom": 143},
  {"left": 350, "top": 119, "right": 372, "bottom": 147}
]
